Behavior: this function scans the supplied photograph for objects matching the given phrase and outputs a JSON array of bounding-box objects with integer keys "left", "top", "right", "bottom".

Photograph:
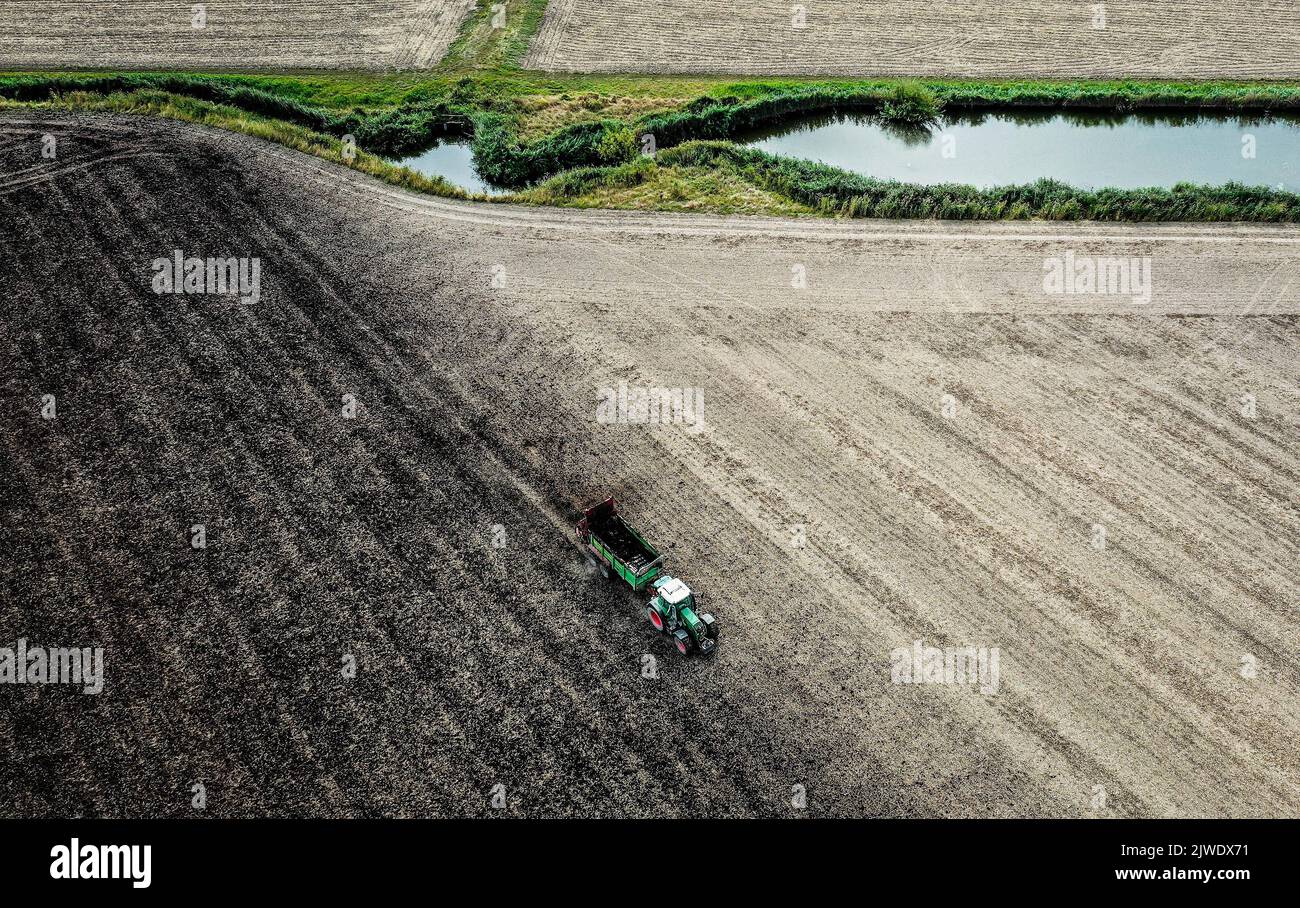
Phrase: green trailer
[
  {"left": 576, "top": 497, "right": 665, "bottom": 590},
  {"left": 577, "top": 498, "right": 718, "bottom": 656}
]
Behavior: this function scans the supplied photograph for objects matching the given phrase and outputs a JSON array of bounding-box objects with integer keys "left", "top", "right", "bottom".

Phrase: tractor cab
[
  {"left": 647, "top": 575, "right": 718, "bottom": 656},
  {"left": 653, "top": 576, "right": 695, "bottom": 613}
]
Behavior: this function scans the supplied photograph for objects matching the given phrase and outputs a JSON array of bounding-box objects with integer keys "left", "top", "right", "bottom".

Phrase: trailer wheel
[
  {"left": 647, "top": 606, "right": 665, "bottom": 632},
  {"left": 673, "top": 629, "right": 692, "bottom": 655}
]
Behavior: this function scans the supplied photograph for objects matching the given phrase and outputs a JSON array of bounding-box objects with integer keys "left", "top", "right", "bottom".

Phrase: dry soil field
[
  {"left": 3, "top": 114, "right": 1299, "bottom": 817},
  {"left": 526, "top": 0, "right": 1300, "bottom": 79},
  {"left": 0, "top": 0, "right": 475, "bottom": 71}
]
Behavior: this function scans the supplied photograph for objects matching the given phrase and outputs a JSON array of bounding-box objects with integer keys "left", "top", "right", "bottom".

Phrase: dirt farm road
[{"left": 2, "top": 114, "right": 1298, "bottom": 817}]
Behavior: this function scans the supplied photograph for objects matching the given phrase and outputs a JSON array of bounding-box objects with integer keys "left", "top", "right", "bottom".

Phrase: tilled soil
[
  {"left": 0, "top": 1, "right": 475, "bottom": 71},
  {"left": 2, "top": 114, "right": 1298, "bottom": 817},
  {"left": 526, "top": 0, "right": 1300, "bottom": 79}
]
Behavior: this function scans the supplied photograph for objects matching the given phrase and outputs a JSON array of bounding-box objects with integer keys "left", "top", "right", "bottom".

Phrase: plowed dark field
[{"left": 3, "top": 114, "right": 1298, "bottom": 817}]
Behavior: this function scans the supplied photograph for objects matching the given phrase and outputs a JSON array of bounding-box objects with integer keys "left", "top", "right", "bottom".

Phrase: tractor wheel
[
  {"left": 673, "top": 629, "right": 693, "bottom": 656},
  {"left": 647, "top": 605, "right": 666, "bottom": 633},
  {"left": 701, "top": 613, "right": 718, "bottom": 639}
]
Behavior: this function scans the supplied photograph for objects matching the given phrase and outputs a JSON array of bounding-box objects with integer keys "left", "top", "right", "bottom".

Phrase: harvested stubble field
[
  {"left": 527, "top": 0, "right": 1300, "bottom": 79},
  {"left": 2, "top": 114, "right": 1299, "bottom": 817},
  {"left": 0, "top": 0, "right": 476, "bottom": 71}
]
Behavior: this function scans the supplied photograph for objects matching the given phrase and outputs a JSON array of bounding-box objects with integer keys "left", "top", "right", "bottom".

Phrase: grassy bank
[
  {"left": 517, "top": 155, "right": 818, "bottom": 216},
  {"left": 5, "top": 49, "right": 1300, "bottom": 221},
  {"left": 653, "top": 142, "right": 1300, "bottom": 221},
  {"left": 518, "top": 141, "right": 1300, "bottom": 223}
]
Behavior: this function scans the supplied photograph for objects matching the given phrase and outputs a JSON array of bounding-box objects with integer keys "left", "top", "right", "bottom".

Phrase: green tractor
[
  {"left": 578, "top": 498, "right": 719, "bottom": 657},
  {"left": 646, "top": 575, "right": 718, "bottom": 657}
]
